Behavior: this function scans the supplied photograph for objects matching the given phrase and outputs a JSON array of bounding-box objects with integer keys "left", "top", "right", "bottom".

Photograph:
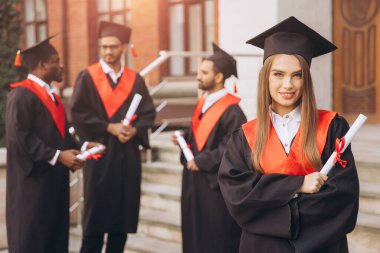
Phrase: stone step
[
  {"left": 154, "top": 97, "right": 197, "bottom": 106},
  {"left": 348, "top": 212, "right": 380, "bottom": 253},
  {"left": 0, "top": 148, "right": 6, "bottom": 169},
  {"left": 126, "top": 234, "right": 182, "bottom": 253},
  {"left": 142, "top": 162, "right": 182, "bottom": 186},
  {"left": 150, "top": 132, "right": 182, "bottom": 164},
  {"left": 356, "top": 212, "right": 380, "bottom": 232},
  {"left": 348, "top": 230, "right": 380, "bottom": 253},
  {"left": 359, "top": 182, "right": 380, "bottom": 215},
  {"left": 138, "top": 208, "right": 182, "bottom": 244},
  {"left": 69, "top": 227, "right": 182, "bottom": 253},
  {"left": 355, "top": 160, "right": 380, "bottom": 184},
  {"left": 141, "top": 182, "right": 181, "bottom": 215},
  {"left": 151, "top": 80, "right": 197, "bottom": 99},
  {"left": 151, "top": 148, "right": 181, "bottom": 164}
]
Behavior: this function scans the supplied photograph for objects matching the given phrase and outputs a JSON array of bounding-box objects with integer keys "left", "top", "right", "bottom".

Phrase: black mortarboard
[
  {"left": 246, "top": 16, "right": 337, "bottom": 65},
  {"left": 98, "top": 21, "right": 132, "bottom": 44},
  {"left": 21, "top": 35, "right": 58, "bottom": 68},
  {"left": 206, "top": 42, "right": 238, "bottom": 79}
]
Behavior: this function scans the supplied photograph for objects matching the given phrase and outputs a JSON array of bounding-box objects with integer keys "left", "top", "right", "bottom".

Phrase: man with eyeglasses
[{"left": 71, "top": 21, "right": 156, "bottom": 253}]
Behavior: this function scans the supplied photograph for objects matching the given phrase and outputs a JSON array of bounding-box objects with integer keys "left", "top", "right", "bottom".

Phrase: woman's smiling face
[{"left": 269, "top": 54, "right": 303, "bottom": 116}]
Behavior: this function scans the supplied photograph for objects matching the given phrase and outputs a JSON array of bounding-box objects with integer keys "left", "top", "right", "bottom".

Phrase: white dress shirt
[
  {"left": 28, "top": 74, "right": 56, "bottom": 102},
  {"left": 269, "top": 105, "right": 301, "bottom": 154},
  {"left": 202, "top": 88, "right": 228, "bottom": 113},
  {"left": 99, "top": 59, "right": 124, "bottom": 84}
]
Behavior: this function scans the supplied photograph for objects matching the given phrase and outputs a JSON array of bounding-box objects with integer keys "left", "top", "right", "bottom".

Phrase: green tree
[{"left": 0, "top": 0, "right": 26, "bottom": 146}]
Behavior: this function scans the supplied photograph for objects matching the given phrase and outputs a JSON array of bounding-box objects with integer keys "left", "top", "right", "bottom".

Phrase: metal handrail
[
  {"left": 149, "top": 80, "right": 168, "bottom": 96},
  {"left": 140, "top": 50, "right": 262, "bottom": 77}
]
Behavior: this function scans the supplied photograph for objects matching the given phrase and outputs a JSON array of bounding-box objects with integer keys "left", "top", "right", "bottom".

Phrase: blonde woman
[{"left": 218, "top": 17, "right": 359, "bottom": 253}]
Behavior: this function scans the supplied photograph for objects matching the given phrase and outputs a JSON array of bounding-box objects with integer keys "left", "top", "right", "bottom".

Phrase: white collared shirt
[
  {"left": 99, "top": 59, "right": 124, "bottom": 84},
  {"left": 269, "top": 105, "right": 301, "bottom": 154},
  {"left": 202, "top": 88, "right": 227, "bottom": 113},
  {"left": 27, "top": 74, "right": 56, "bottom": 102}
]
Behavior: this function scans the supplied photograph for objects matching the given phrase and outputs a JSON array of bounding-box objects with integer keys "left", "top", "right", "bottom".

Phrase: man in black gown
[
  {"left": 71, "top": 21, "right": 156, "bottom": 253},
  {"left": 172, "top": 43, "right": 246, "bottom": 253},
  {"left": 5, "top": 36, "right": 96, "bottom": 253}
]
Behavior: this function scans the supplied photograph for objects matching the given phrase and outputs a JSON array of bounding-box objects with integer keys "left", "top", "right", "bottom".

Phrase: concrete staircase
[{"left": 347, "top": 125, "right": 380, "bottom": 253}]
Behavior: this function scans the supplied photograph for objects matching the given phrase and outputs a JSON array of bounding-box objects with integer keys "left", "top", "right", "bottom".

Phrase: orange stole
[
  {"left": 192, "top": 93, "right": 241, "bottom": 151},
  {"left": 11, "top": 79, "right": 66, "bottom": 138},
  {"left": 242, "top": 110, "right": 337, "bottom": 175},
  {"left": 87, "top": 63, "right": 136, "bottom": 118}
]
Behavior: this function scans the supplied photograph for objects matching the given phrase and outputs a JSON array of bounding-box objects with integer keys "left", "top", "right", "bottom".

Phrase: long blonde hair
[{"left": 252, "top": 54, "right": 322, "bottom": 172}]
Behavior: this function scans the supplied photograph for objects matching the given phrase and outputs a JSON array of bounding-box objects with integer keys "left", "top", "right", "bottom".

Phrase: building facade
[{"left": 19, "top": 0, "right": 380, "bottom": 122}]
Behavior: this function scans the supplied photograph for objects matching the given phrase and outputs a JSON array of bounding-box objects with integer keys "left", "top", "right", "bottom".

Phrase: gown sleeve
[{"left": 6, "top": 88, "right": 57, "bottom": 175}]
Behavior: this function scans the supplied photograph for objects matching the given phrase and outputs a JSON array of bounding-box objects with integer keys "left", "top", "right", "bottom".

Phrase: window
[
  {"left": 89, "top": 0, "right": 132, "bottom": 65},
  {"left": 97, "top": 0, "right": 131, "bottom": 25},
  {"left": 24, "top": 0, "right": 48, "bottom": 46},
  {"left": 169, "top": 0, "right": 215, "bottom": 75}
]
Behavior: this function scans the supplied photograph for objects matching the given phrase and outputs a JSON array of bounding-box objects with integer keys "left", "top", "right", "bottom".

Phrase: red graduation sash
[
  {"left": 87, "top": 62, "right": 136, "bottom": 118},
  {"left": 242, "top": 110, "right": 336, "bottom": 175},
  {"left": 192, "top": 93, "right": 241, "bottom": 151},
  {"left": 11, "top": 79, "right": 66, "bottom": 138}
]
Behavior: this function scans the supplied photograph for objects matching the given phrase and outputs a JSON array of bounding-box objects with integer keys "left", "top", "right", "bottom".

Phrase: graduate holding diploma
[
  {"left": 71, "top": 21, "right": 155, "bottom": 253},
  {"left": 172, "top": 43, "right": 246, "bottom": 253},
  {"left": 219, "top": 16, "right": 359, "bottom": 253},
  {"left": 6, "top": 36, "right": 102, "bottom": 253}
]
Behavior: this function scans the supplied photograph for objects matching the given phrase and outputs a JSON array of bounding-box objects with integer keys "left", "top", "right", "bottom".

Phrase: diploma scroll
[
  {"left": 320, "top": 114, "right": 367, "bottom": 175},
  {"left": 123, "top": 94, "right": 142, "bottom": 126},
  {"left": 175, "top": 130, "right": 194, "bottom": 162},
  {"left": 77, "top": 145, "right": 105, "bottom": 161}
]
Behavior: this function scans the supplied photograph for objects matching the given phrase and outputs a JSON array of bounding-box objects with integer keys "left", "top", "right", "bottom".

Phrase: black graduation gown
[
  {"left": 70, "top": 69, "right": 155, "bottom": 235},
  {"left": 6, "top": 86, "right": 77, "bottom": 253},
  {"left": 219, "top": 115, "right": 359, "bottom": 253},
  {"left": 181, "top": 104, "right": 247, "bottom": 253}
]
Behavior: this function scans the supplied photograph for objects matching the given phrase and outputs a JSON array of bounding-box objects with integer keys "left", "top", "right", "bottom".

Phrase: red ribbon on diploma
[
  {"left": 131, "top": 114, "right": 138, "bottom": 124},
  {"left": 335, "top": 137, "right": 347, "bottom": 168},
  {"left": 86, "top": 153, "right": 102, "bottom": 161}
]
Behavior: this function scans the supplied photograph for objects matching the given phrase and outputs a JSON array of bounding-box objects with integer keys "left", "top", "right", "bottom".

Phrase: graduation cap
[
  {"left": 246, "top": 16, "right": 337, "bottom": 66},
  {"left": 98, "top": 21, "right": 132, "bottom": 44},
  {"left": 206, "top": 42, "right": 238, "bottom": 79},
  {"left": 16, "top": 35, "right": 58, "bottom": 68}
]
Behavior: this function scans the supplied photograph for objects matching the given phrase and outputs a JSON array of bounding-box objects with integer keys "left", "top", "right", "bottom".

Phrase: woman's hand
[{"left": 299, "top": 172, "right": 328, "bottom": 194}]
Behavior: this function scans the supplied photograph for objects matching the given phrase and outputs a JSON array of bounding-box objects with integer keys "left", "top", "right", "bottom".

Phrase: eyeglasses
[{"left": 99, "top": 44, "right": 122, "bottom": 50}]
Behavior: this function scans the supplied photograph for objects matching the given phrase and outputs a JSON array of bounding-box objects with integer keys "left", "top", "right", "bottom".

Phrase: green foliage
[{"left": 0, "top": 0, "right": 27, "bottom": 146}]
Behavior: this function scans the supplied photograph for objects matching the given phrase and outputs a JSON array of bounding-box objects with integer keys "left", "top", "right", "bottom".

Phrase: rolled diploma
[
  {"left": 123, "top": 94, "right": 142, "bottom": 125},
  {"left": 77, "top": 145, "right": 104, "bottom": 161},
  {"left": 320, "top": 114, "right": 367, "bottom": 175},
  {"left": 175, "top": 130, "right": 194, "bottom": 162}
]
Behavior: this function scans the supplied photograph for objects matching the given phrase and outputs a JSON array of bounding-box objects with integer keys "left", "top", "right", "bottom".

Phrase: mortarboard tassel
[
  {"left": 131, "top": 44, "right": 138, "bottom": 58},
  {"left": 233, "top": 82, "right": 238, "bottom": 93},
  {"left": 14, "top": 50, "right": 22, "bottom": 67}
]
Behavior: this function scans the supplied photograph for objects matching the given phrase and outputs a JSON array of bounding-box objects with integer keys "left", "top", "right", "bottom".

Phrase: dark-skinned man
[
  {"left": 71, "top": 21, "right": 156, "bottom": 253},
  {"left": 6, "top": 36, "right": 102, "bottom": 253},
  {"left": 172, "top": 43, "right": 247, "bottom": 253}
]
